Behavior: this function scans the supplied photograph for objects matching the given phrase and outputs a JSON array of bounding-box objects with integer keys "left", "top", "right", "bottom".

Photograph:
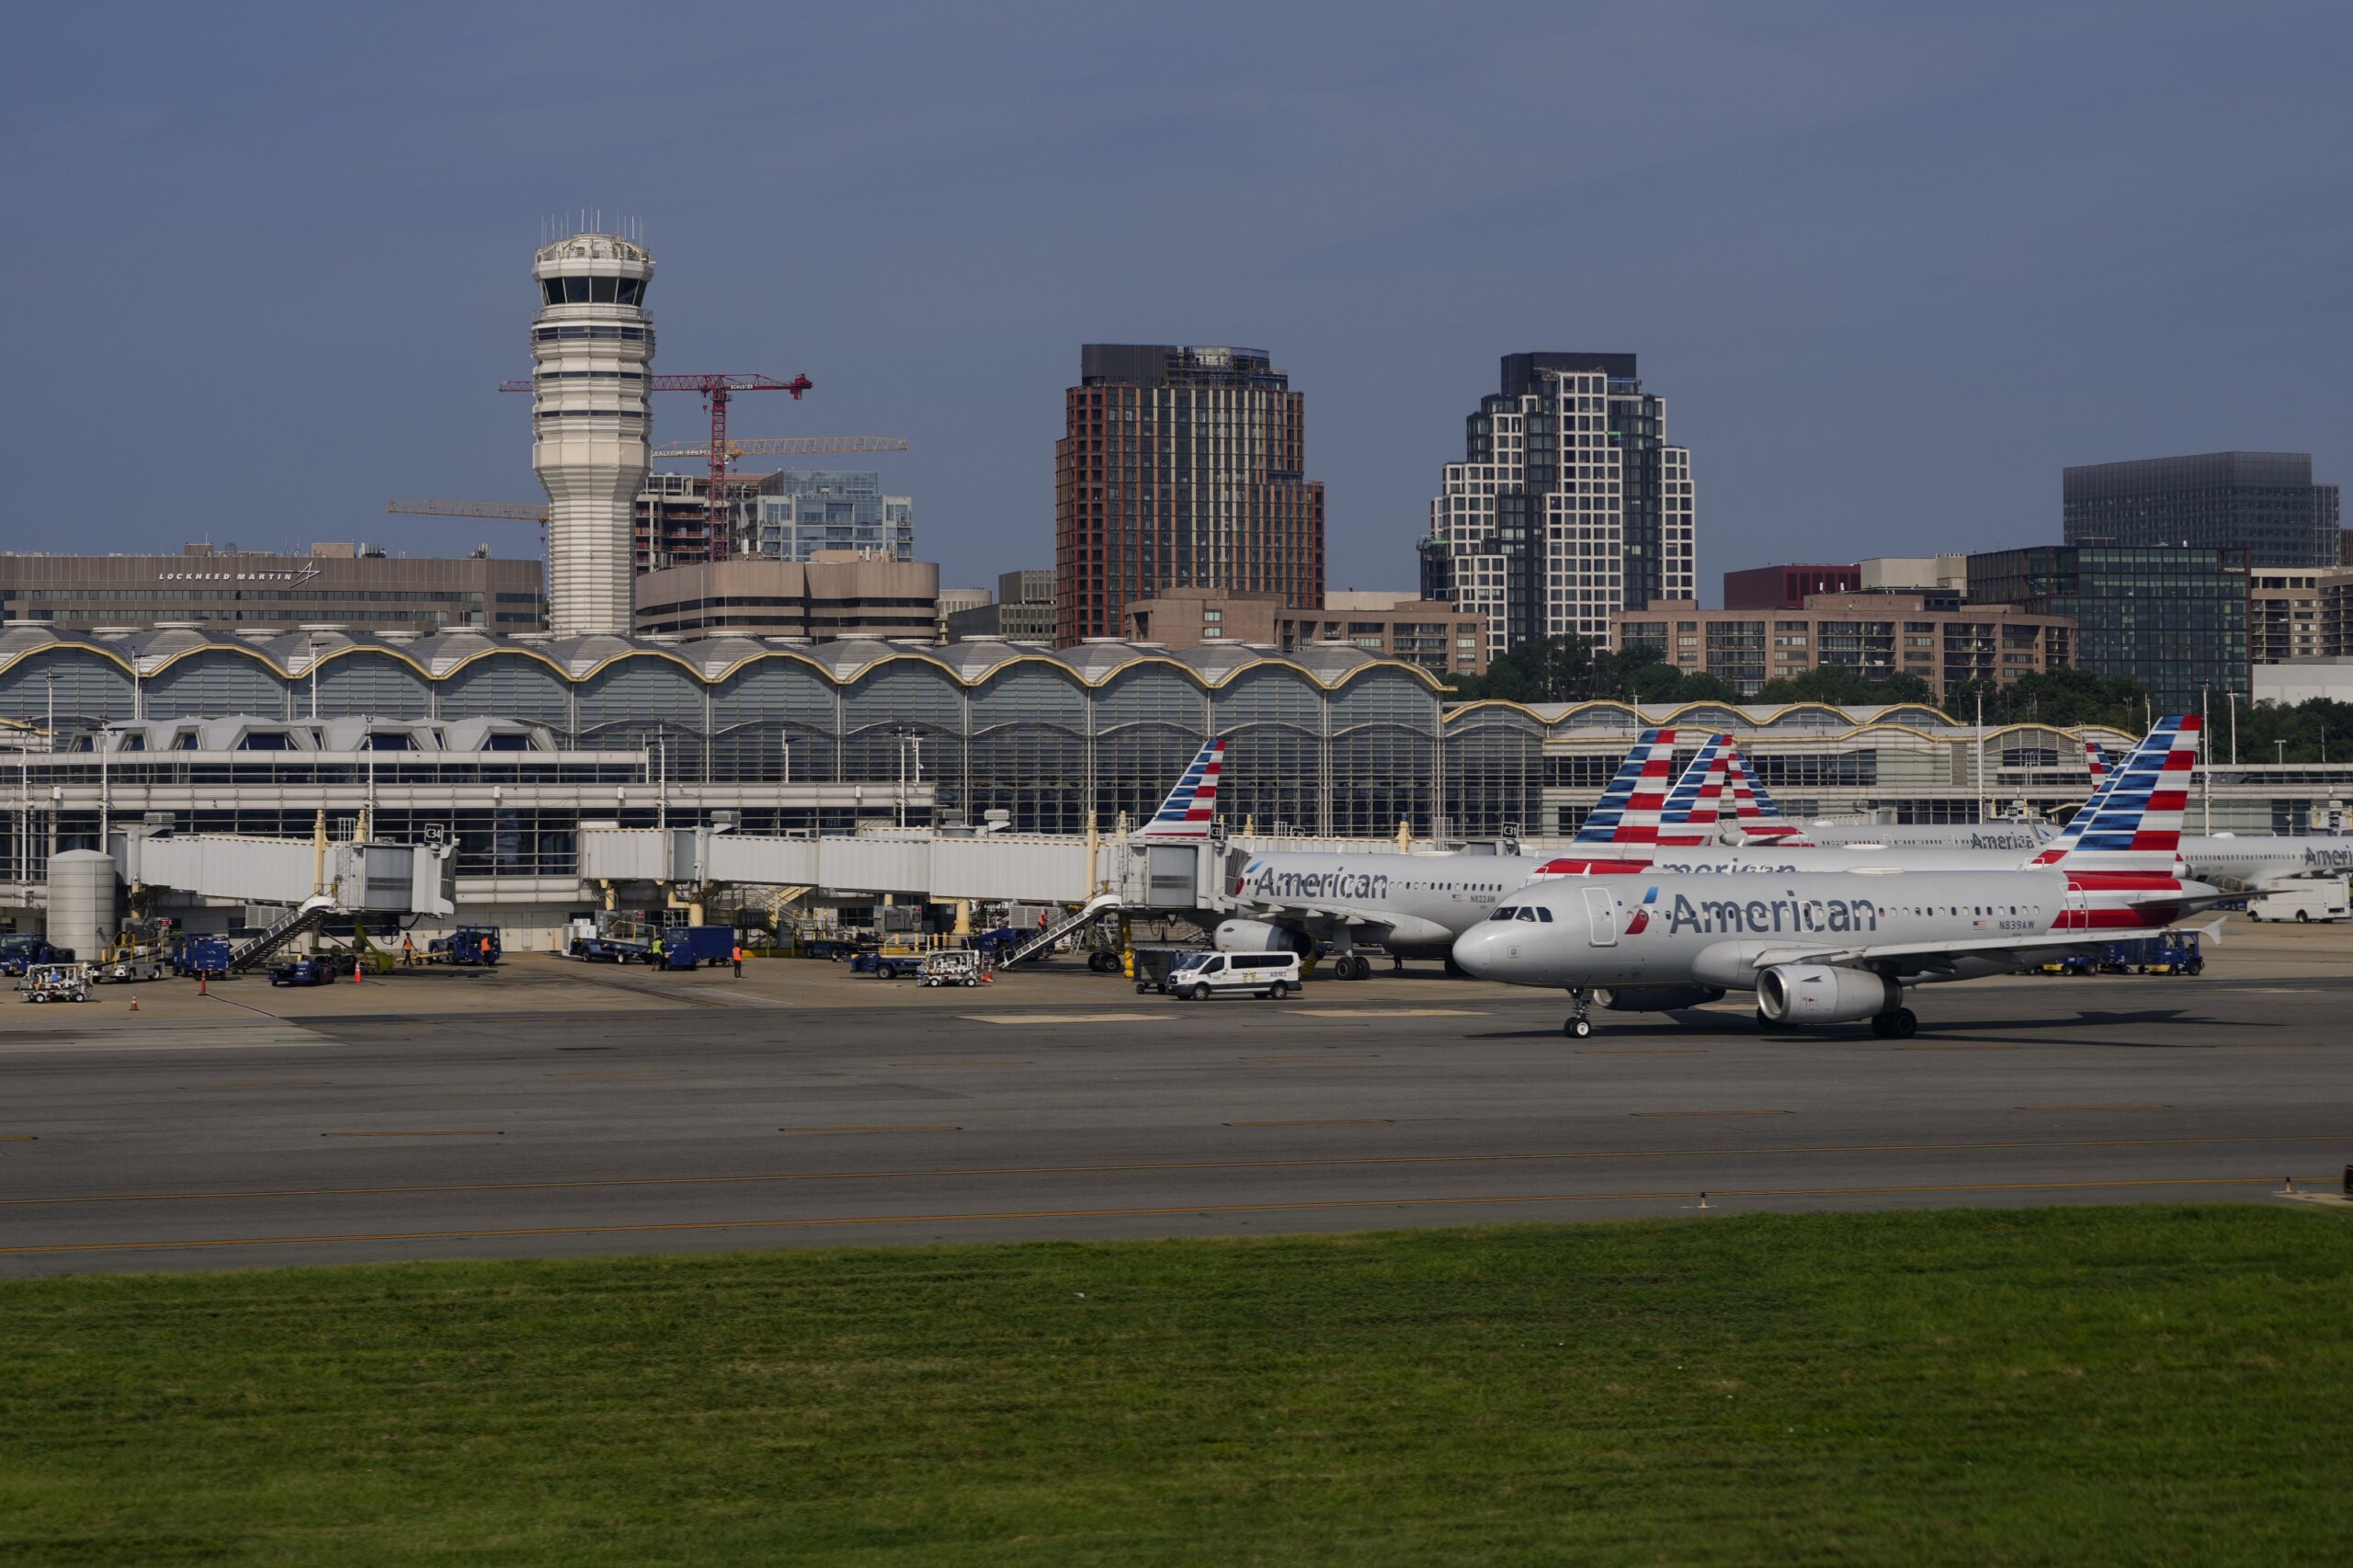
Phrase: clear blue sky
[{"left": 4, "top": 2, "right": 2347, "bottom": 602}]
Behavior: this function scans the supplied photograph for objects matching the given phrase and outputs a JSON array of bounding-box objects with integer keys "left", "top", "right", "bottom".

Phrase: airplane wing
[
  {"left": 1753, "top": 915, "right": 2225, "bottom": 975},
  {"left": 1238, "top": 897, "right": 1404, "bottom": 931}
]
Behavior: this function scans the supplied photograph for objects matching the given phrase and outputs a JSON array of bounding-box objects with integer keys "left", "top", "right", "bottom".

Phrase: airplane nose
[{"left": 1451, "top": 924, "right": 1501, "bottom": 978}]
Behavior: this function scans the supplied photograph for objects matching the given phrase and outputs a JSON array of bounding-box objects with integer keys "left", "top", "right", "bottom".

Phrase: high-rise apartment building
[
  {"left": 749, "top": 471, "right": 915, "bottom": 562},
  {"left": 1421, "top": 353, "right": 1695, "bottom": 656},
  {"left": 1054, "top": 344, "right": 1324, "bottom": 645},
  {"left": 2063, "top": 451, "right": 2341, "bottom": 568}
]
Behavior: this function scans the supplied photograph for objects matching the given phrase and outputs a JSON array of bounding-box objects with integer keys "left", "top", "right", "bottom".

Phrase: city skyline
[{"left": 4, "top": 4, "right": 2349, "bottom": 601}]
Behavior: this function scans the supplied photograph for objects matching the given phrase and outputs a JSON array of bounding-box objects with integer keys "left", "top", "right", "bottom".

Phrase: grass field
[{"left": 2, "top": 1206, "right": 2348, "bottom": 1564}]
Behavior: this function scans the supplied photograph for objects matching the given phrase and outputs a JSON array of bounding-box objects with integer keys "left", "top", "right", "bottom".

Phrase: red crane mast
[{"left": 501, "top": 370, "right": 813, "bottom": 560}]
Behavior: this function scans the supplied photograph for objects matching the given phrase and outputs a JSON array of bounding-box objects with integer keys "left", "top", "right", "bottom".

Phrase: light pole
[
  {"left": 2226, "top": 690, "right": 2237, "bottom": 766},
  {"left": 2277, "top": 739, "right": 2287, "bottom": 767},
  {"left": 308, "top": 636, "right": 325, "bottom": 721}
]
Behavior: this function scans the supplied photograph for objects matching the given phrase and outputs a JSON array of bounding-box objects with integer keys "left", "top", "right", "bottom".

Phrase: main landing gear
[
  {"left": 1563, "top": 988, "right": 1593, "bottom": 1040},
  {"left": 1328, "top": 953, "right": 1374, "bottom": 982},
  {"left": 1870, "top": 1007, "right": 1918, "bottom": 1040}
]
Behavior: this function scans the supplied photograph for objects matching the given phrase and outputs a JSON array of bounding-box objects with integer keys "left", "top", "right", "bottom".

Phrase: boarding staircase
[
  {"left": 999, "top": 891, "right": 1124, "bottom": 969},
  {"left": 225, "top": 894, "right": 340, "bottom": 973}
]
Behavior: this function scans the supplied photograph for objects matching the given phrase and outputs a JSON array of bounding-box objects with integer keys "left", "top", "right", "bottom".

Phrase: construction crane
[
  {"left": 652, "top": 435, "right": 909, "bottom": 460},
  {"left": 499, "top": 371, "right": 812, "bottom": 561},
  {"left": 387, "top": 499, "right": 546, "bottom": 523}
]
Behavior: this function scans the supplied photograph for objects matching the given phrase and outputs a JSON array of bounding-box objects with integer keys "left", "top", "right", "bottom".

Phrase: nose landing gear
[{"left": 1563, "top": 987, "right": 1593, "bottom": 1040}]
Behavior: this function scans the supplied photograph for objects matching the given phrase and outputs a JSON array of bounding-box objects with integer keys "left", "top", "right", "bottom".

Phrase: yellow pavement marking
[
  {"left": 961, "top": 1014, "right": 1170, "bottom": 1025},
  {"left": 782, "top": 1124, "right": 961, "bottom": 1134},
  {"left": 322, "top": 1130, "right": 504, "bottom": 1139},
  {"left": 1225, "top": 1119, "right": 1393, "bottom": 1128},
  {"left": 0, "top": 1135, "right": 35, "bottom": 1142},
  {"left": 3, "top": 1175, "right": 2313, "bottom": 1257},
  {"left": 8, "top": 1132, "right": 2340, "bottom": 1210},
  {"left": 2018, "top": 1103, "right": 2171, "bottom": 1110},
  {"left": 1631, "top": 1109, "right": 1792, "bottom": 1119},
  {"left": 1293, "top": 1008, "right": 1488, "bottom": 1018}
]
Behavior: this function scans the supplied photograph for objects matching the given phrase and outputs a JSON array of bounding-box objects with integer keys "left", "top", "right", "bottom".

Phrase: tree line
[{"left": 1442, "top": 635, "right": 2353, "bottom": 763}]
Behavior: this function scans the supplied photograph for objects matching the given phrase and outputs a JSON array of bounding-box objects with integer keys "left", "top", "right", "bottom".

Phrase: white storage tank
[{"left": 45, "top": 850, "right": 117, "bottom": 963}]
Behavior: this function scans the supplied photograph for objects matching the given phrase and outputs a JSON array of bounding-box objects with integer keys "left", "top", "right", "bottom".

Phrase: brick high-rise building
[{"left": 1055, "top": 344, "right": 1324, "bottom": 644}]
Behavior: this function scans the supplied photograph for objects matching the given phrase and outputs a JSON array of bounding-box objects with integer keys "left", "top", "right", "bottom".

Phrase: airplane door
[{"left": 1582, "top": 887, "right": 1618, "bottom": 947}]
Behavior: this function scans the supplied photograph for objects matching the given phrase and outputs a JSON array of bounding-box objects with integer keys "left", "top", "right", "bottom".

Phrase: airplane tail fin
[
  {"left": 1140, "top": 736, "right": 1226, "bottom": 839},
  {"left": 1656, "top": 733, "right": 1732, "bottom": 846},
  {"left": 1721, "top": 748, "right": 1812, "bottom": 846},
  {"left": 2085, "top": 737, "right": 2111, "bottom": 787},
  {"left": 1571, "top": 729, "right": 1680, "bottom": 845},
  {"left": 2036, "top": 716, "right": 2200, "bottom": 873}
]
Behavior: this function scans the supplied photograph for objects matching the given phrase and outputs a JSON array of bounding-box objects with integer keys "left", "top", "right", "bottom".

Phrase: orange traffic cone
[
  {"left": 199, "top": 972, "right": 208, "bottom": 996},
  {"left": 352, "top": 956, "right": 364, "bottom": 983},
  {"left": 129, "top": 994, "right": 139, "bottom": 1012}
]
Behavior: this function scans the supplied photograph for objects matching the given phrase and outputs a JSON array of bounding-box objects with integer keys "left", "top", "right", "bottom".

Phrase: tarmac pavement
[{"left": 1, "top": 916, "right": 2347, "bottom": 1276}]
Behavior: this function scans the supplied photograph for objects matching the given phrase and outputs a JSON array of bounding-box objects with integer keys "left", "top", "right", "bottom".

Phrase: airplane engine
[
  {"left": 1756, "top": 964, "right": 1901, "bottom": 1024},
  {"left": 1213, "top": 919, "right": 1312, "bottom": 956},
  {"left": 1595, "top": 984, "right": 1725, "bottom": 1013}
]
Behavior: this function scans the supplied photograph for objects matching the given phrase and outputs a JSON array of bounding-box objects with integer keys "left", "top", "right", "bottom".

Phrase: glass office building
[
  {"left": 2063, "top": 452, "right": 2340, "bottom": 568},
  {"left": 1967, "top": 545, "right": 2248, "bottom": 709}
]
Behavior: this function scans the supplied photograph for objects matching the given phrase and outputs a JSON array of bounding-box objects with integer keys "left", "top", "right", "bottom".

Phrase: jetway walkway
[{"left": 107, "top": 827, "right": 457, "bottom": 918}]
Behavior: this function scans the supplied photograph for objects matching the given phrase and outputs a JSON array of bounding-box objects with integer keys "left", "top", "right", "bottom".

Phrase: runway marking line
[
  {"left": 2018, "top": 1103, "right": 2171, "bottom": 1111},
  {"left": 0, "top": 1135, "right": 34, "bottom": 1142},
  {"left": 1225, "top": 1119, "right": 1392, "bottom": 1128},
  {"left": 13, "top": 1133, "right": 2342, "bottom": 1210},
  {"left": 782, "top": 1125, "right": 961, "bottom": 1134},
  {"left": 961, "top": 1014, "right": 1169, "bottom": 1026},
  {"left": 1631, "top": 1109, "right": 1792, "bottom": 1119},
  {"left": 1292, "top": 1008, "right": 1487, "bottom": 1018},
  {"left": 3, "top": 1175, "right": 2318, "bottom": 1257},
  {"left": 181, "top": 1081, "right": 332, "bottom": 1092},
  {"left": 889, "top": 1061, "right": 1036, "bottom": 1069},
  {"left": 322, "top": 1131, "right": 504, "bottom": 1139},
  {"left": 1241, "top": 1052, "right": 1381, "bottom": 1061}
]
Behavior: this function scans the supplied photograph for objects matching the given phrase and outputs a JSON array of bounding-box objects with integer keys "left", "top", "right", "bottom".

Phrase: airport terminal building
[{"left": 0, "top": 624, "right": 2343, "bottom": 934}]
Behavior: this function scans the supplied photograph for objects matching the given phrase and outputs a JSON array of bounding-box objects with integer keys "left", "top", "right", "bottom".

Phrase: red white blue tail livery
[
  {"left": 1571, "top": 728, "right": 1681, "bottom": 845},
  {"left": 1142, "top": 736, "right": 1225, "bottom": 839},
  {"left": 1655, "top": 734, "right": 1733, "bottom": 846}
]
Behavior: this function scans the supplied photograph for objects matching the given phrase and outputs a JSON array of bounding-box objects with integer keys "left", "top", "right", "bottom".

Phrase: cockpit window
[
  {"left": 1489, "top": 906, "right": 1519, "bottom": 921},
  {"left": 1518, "top": 907, "right": 1539, "bottom": 922},
  {"left": 1536, "top": 906, "right": 1553, "bottom": 923}
]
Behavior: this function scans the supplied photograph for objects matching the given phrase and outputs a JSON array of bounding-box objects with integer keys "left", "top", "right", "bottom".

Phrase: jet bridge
[
  {"left": 108, "top": 826, "right": 456, "bottom": 916},
  {"left": 575, "top": 826, "right": 1238, "bottom": 911}
]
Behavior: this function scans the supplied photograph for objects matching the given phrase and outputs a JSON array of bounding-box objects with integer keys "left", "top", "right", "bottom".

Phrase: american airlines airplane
[
  {"left": 1213, "top": 726, "right": 2158, "bottom": 974},
  {"left": 1450, "top": 716, "right": 2224, "bottom": 1040},
  {"left": 1728, "top": 734, "right": 2353, "bottom": 891}
]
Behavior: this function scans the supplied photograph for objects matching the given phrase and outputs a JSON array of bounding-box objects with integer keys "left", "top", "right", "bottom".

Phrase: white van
[
  {"left": 2246, "top": 880, "right": 2350, "bottom": 924},
  {"left": 1168, "top": 950, "right": 1302, "bottom": 1001}
]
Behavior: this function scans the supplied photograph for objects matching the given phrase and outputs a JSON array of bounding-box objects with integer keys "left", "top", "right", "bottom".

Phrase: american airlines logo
[
  {"left": 1659, "top": 890, "right": 1882, "bottom": 937},
  {"left": 1240, "top": 863, "right": 1392, "bottom": 901}
]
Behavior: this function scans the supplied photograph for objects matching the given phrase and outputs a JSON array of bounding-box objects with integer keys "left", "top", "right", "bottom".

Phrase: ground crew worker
[
  {"left": 479, "top": 934, "right": 493, "bottom": 965},
  {"left": 731, "top": 941, "right": 744, "bottom": 978},
  {"left": 401, "top": 934, "right": 415, "bottom": 968},
  {"left": 650, "top": 933, "right": 665, "bottom": 968}
]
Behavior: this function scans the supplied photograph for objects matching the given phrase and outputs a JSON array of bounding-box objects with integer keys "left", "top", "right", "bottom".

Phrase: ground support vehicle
[
  {"left": 169, "top": 935, "right": 233, "bottom": 980},
  {"left": 268, "top": 956, "right": 338, "bottom": 987},
  {"left": 96, "top": 954, "right": 165, "bottom": 983},
  {"left": 2246, "top": 881, "right": 2350, "bottom": 924},
  {"left": 1131, "top": 946, "right": 1205, "bottom": 994},
  {"left": 0, "top": 937, "right": 74, "bottom": 977},
  {"left": 2096, "top": 933, "right": 2204, "bottom": 975},
  {"left": 916, "top": 949, "right": 987, "bottom": 987},
  {"left": 19, "top": 963, "right": 91, "bottom": 1004},
  {"left": 1169, "top": 950, "right": 1302, "bottom": 1002},
  {"left": 429, "top": 926, "right": 503, "bottom": 967},
  {"left": 652, "top": 927, "right": 737, "bottom": 971},
  {"left": 850, "top": 947, "right": 924, "bottom": 980}
]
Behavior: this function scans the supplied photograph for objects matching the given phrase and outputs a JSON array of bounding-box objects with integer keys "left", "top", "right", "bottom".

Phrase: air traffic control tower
[{"left": 530, "top": 233, "right": 654, "bottom": 637}]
